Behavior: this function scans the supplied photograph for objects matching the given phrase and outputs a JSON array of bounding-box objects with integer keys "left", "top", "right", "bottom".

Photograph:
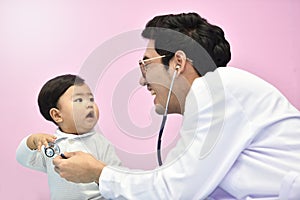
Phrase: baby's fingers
[
  {"left": 39, "top": 136, "right": 56, "bottom": 151},
  {"left": 36, "top": 140, "right": 44, "bottom": 151},
  {"left": 48, "top": 135, "right": 57, "bottom": 142}
]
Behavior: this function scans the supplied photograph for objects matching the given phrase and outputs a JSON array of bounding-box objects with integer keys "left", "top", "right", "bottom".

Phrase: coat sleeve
[{"left": 98, "top": 118, "right": 252, "bottom": 200}]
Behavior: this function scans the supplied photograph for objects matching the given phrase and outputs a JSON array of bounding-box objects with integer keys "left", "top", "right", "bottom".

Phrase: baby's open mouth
[{"left": 86, "top": 111, "right": 94, "bottom": 118}]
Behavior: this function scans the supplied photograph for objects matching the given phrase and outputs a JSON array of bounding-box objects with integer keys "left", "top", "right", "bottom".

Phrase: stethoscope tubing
[{"left": 157, "top": 68, "right": 178, "bottom": 166}]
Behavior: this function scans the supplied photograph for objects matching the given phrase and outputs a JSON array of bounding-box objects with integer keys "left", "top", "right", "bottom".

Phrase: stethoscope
[
  {"left": 157, "top": 65, "right": 180, "bottom": 166},
  {"left": 44, "top": 142, "right": 67, "bottom": 159},
  {"left": 43, "top": 66, "right": 179, "bottom": 164}
]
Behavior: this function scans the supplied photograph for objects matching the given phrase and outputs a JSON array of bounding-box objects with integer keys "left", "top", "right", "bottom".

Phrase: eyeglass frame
[
  {"left": 139, "top": 54, "right": 194, "bottom": 77},
  {"left": 138, "top": 55, "right": 166, "bottom": 77}
]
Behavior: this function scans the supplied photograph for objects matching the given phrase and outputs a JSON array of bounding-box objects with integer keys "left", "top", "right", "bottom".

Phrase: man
[{"left": 53, "top": 13, "right": 300, "bottom": 199}]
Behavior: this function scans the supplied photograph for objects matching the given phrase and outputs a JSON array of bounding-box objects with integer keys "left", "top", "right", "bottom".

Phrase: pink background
[{"left": 1, "top": 0, "right": 299, "bottom": 199}]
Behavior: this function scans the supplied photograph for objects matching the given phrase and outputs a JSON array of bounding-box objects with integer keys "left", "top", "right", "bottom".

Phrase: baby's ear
[{"left": 49, "top": 108, "right": 63, "bottom": 123}]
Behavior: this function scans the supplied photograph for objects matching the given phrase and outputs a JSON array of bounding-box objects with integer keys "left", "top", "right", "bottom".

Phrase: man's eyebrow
[{"left": 142, "top": 56, "right": 149, "bottom": 61}]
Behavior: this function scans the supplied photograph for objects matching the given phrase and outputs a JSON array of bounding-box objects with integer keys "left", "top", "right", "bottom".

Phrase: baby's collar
[{"left": 54, "top": 129, "right": 96, "bottom": 142}]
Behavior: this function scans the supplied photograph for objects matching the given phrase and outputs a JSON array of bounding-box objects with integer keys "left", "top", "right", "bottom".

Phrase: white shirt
[
  {"left": 16, "top": 129, "right": 121, "bottom": 200},
  {"left": 98, "top": 67, "right": 300, "bottom": 200}
]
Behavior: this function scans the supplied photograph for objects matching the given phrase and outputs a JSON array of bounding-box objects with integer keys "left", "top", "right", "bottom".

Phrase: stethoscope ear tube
[
  {"left": 156, "top": 69, "right": 178, "bottom": 166},
  {"left": 157, "top": 115, "right": 167, "bottom": 166}
]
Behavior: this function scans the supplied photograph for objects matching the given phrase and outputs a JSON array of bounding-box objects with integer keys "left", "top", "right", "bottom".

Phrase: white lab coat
[{"left": 98, "top": 67, "right": 300, "bottom": 200}]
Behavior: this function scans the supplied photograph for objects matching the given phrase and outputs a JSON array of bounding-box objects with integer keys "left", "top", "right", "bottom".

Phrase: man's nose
[{"left": 139, "top": 76, "right": 147, "bottom": 86}]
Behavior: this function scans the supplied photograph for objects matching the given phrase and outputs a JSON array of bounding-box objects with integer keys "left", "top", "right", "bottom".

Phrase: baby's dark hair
[{"left": 38, "top": 74, "right": 85, "bottom": 124}]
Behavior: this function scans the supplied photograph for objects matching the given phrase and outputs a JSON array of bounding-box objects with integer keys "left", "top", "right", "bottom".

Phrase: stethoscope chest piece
[{"left": 44, "top": 142, "right": 61, "bottom": 158}]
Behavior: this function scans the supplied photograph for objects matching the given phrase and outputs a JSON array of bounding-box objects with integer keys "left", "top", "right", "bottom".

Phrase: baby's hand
[{"left": 27, "top": 133, "right": 57, "bottom": 151}]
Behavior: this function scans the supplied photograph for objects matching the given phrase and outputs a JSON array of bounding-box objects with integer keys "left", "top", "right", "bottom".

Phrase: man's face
[
  {"left": 139, "top": 40, "right": 181, "bottom": 114},
  {"left": 56, "top": 83, "right": 99, "bottom": 134}
]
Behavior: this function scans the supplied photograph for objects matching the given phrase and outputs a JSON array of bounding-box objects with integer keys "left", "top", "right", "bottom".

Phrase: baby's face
[{"left": 57, "top": 83, "right": 99, "bottom": 134}]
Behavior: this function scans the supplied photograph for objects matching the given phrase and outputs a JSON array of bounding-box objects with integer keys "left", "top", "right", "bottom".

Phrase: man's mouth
[
  {"left": 148, "top": 86, "right": 156, "bottom": 96},
  {"left": 150, "top": 90, "right": 156, "bottom": 95}
]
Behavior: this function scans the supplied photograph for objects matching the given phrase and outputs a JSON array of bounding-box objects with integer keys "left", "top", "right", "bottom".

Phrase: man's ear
[
  {"left": 174, "top": 50, "right": 187, "bottom": 75},
  {"left": 49, "top": 108, "right": 63, "bottom": 123}
]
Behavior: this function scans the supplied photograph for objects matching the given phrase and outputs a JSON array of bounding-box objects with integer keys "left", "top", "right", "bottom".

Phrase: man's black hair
[{"left": 142, "top": 12, "right": 231, "bottom": 75}]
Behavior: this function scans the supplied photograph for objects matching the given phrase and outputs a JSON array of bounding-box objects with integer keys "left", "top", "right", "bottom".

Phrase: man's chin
[{"left": 155, "top": 104, "right": 166, "bottom": 115}]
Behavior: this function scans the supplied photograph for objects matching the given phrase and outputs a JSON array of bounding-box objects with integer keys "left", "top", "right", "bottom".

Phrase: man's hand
[{"left": 53, "top": 151, "right": 106, "bottom": 183}]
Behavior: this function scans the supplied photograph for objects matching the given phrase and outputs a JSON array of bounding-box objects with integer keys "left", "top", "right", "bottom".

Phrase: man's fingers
[
  {"left": 54, "top": 166, "right": 60, "bottom": 173},
  {"left": 53, "top": 155, "right": 62, "bottom": 165}
]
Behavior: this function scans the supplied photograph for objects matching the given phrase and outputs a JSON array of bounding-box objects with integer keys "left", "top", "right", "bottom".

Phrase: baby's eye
[
  {"left": 90, "top": 97, "right": 95, "bottom": 102},
  {"left": 74, "top": 98, "right": 83, "bottom": 102}
]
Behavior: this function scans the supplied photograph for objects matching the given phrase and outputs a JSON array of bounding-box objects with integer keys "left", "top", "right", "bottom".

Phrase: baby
[{"left": 16, "top": 74, "right": 121, "bottom": 200}]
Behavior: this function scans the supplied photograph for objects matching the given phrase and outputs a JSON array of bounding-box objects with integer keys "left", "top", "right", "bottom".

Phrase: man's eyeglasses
[{"left": 139, "top": 55, "right": 166, "bottom": 77}]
